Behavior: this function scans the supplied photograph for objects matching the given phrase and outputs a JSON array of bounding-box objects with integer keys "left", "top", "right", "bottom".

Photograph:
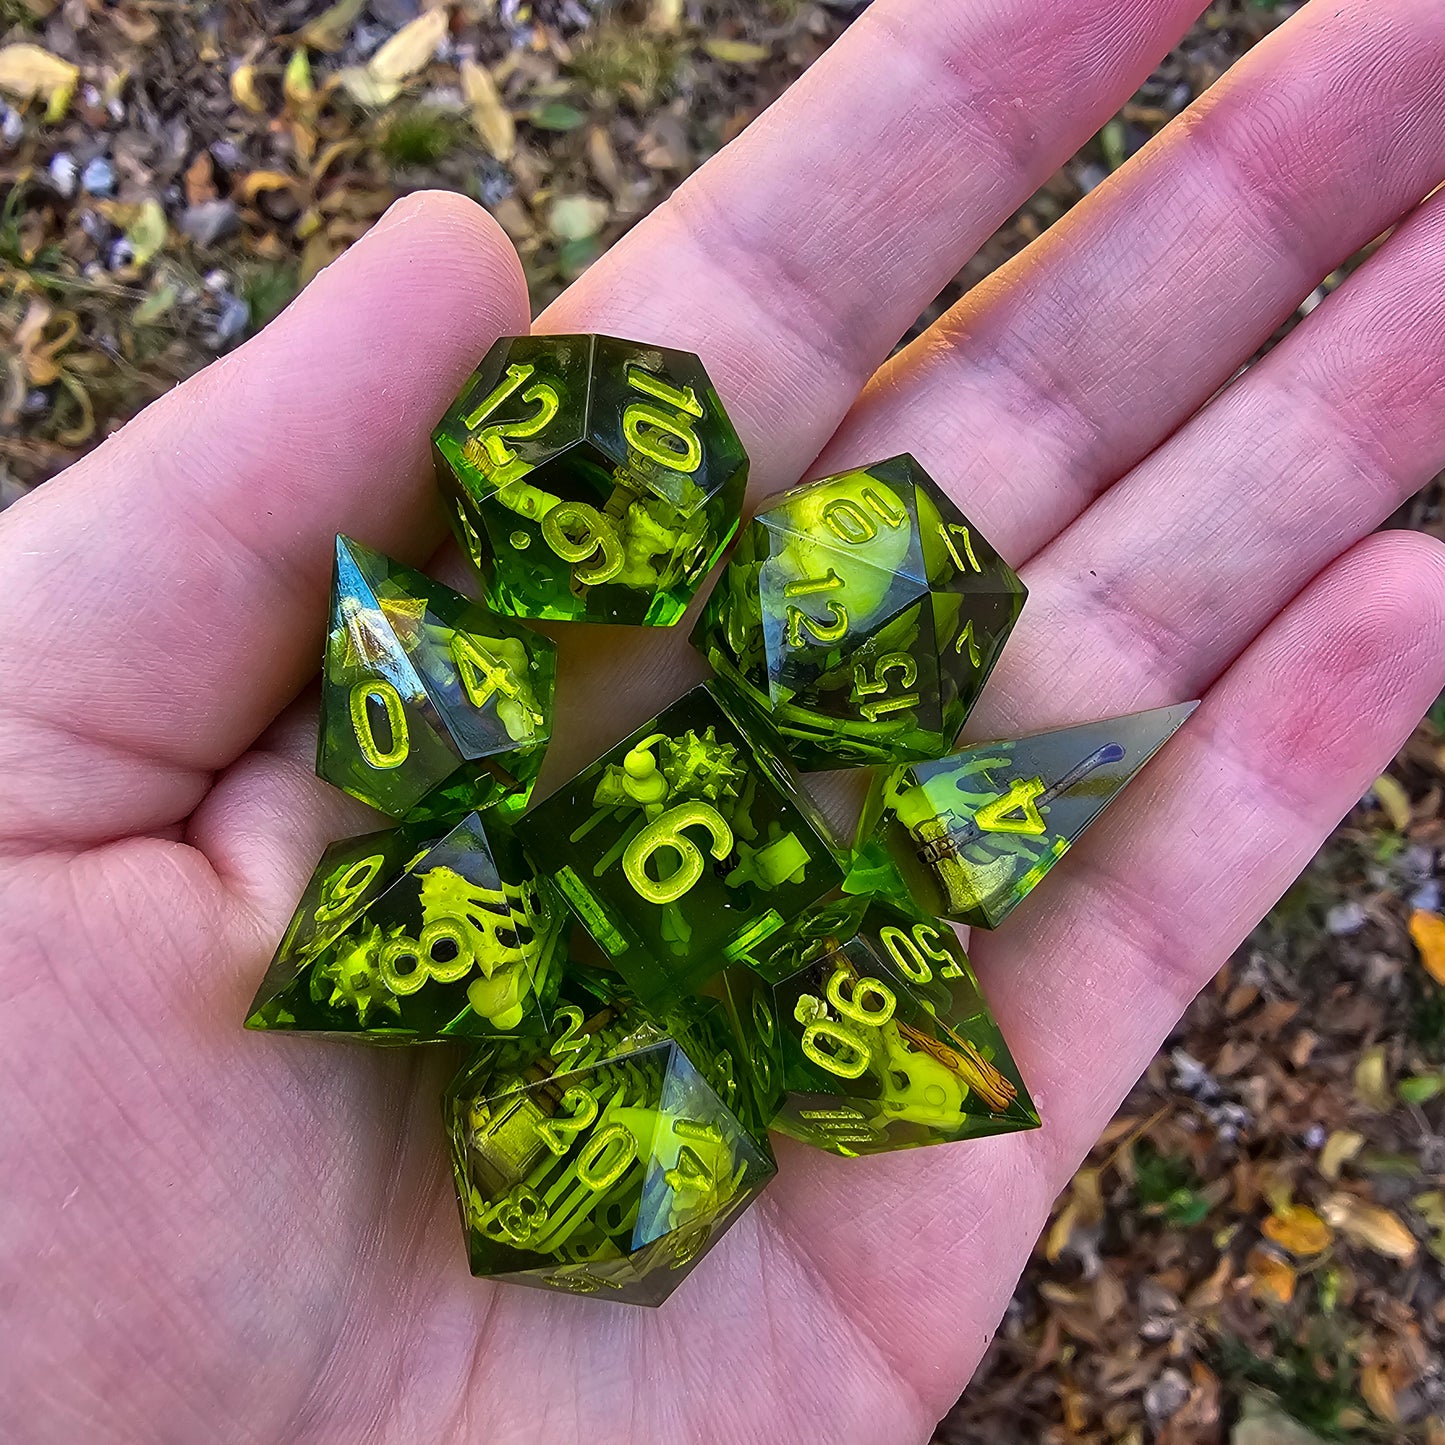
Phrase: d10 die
[
  {"left": 517, "top": 681, "right": 845, "bottom": 1008},
  {"left": 319, "top": 535, "right": 555, "bottom": 822},
  {"left": 736, "top": 896, "right": 1038, "bottom": 1156},
  {"left": 245, "top": 811, "right": 566, "bottom": 1042},
  {"left": 692, "top": 453, "right": 1026, "bottom": 769},
  {"left": 444, "top": 997, "right": 776, "bottom": 1305},
  {"left": 847, "top": 703, "right": 1196, "bottom": 929},
  {"left": 432, "top": 334, "right": 748, "bottom": 626}
]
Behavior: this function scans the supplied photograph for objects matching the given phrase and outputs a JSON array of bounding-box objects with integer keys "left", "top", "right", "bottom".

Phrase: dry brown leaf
[
  {"left": 1319, "top": 1129, "right": 1364, "bottom": 1182},
  {"left": 1354, "top": 1044, "right": 1391, "bottom": 1111},
  {"left": 1409, "top": 909, "right": 1445, "bottom": 986},
  {"left": 230, "top": 64, "right": 265, "bottom": 113},
  {"left": 1373, "top": 772, "right": 1412, "bottom": 831},
  {"left": 1321, "top": 1193, "right": 1418, "bottom": 1262},
  {"left": 1263, "top": 1204, "right": 1333, "bottom": 1257},
  {"left": 0, "top": 42, "right": 78, "bottom": 102},
  {"left": 1361, "top": 1360, "right": 1399, "bottom": 1424},
  {"left": 460, "top": 58, "right": 514, "bottom": 160},
  {"left": 369, "top": 8, "right": 448, "bottom": 85}
]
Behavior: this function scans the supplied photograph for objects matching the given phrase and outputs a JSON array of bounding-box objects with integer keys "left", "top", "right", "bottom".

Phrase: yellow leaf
[
  {"left": 0, "top": 42, "right": 77, "bottom": 103},
  {"left": 1263, "top": 1204, "right": 1333, "bottom": 1257},
  {"left": 1354, "top": 1044, "right": 1391, "bottom": 1112},
  {"left": 1372, "top": 771, "right": 1412, "bottom": 831},
  {"left": 649, "top": 0, "right": 683, "bottom": 29},
  {"left": 369, "top": 8, "right": 448, "bottom": 85},
  {"left": 1320, "top": 1193, "right": 1418, "bottom": 1262},
  {"left": 237, "top": 171, "right": 298, "bottom": 204},
  {"left": 1409, "top": 910, "right": 1445, "bottom": 987},
  {"left": 1319, "top": 1130, "right": 1364, "bottom": 1182},
  {"left": 126, "top": 199, "right": 168, "bottom": 268},
  {"left": 549, "top": 194, "right": 607, "bottom": 241},
  {"left": 337, "top": 66, "right": 399, "bottom": 107},
  {"left": 284, "top": 47, "right": 314, "bottom": 106},
  {"left": 298, "top": 0, "right": 365, "bottom": 51},
  {"left": 230, "top": 64, "right": 265, "bottom": 113},
  {"left": 703, "top": 38, "right": 770, "bottom": 64},
  {"left": 460, "top": 57, "right": 514, "bottom": 160}
]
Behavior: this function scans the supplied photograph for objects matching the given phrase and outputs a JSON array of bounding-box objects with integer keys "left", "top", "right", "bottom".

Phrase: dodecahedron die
[
  {"left": 693, "top": 454, "right": 1025, "bottom": 768},
  {"left": 846, "top": 704, "right": 1196, "bottom": 929},
  {"left": 319, "top": 535, "right": 555, "bottom": 822},
  {"left": 517, "top": 682, "right": 845, "bottom": 1008},
  {"left": 245, "top": 811, "right": 566, "bottom": 1041},
  {"left": 444, "top": 993, "right": 776, "bottom": 1305},
  {"left": 432, "top": 335, "right": 748, "bottom": 626},
  {"left": 734, "top": 896, "right": 1037, "bottom": 1156}
]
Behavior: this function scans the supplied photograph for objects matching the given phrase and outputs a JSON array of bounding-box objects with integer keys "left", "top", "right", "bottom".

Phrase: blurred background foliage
[{"left": 1, "top": 2, "right": 1442, "bottom": 1440}]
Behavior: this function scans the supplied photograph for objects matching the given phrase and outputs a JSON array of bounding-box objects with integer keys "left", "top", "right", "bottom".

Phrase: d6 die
[
  {"left": 433, "top": 335, "right": 748, "bottom": 626},
  {"left": 517, "top": 682, "right": 845, "bottom": 1007},
  {"left": 693, "top": 453, "right": 1025, "bottom": 768},
  {"left": 245, "top": 811, "right": 566, "bottom": 1042}
]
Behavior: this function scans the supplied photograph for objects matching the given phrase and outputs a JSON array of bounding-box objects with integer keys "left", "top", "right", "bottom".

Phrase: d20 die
[
  {"left": 517, "top": 681, "right": 845, "bottom": 1008},
  {"left": 846, "top": 703, "right": 1197, "bottom": 929},
  {"left": 735, "top": 896, "right": 1038, "bottom": 1156},
  {"left": 245, "top": 811, "right": 566, "bottom": 1042},
  {"left": 692, "top": 454, "right": 1025, "bottom": 769},
  {"left": 444, "top": 998, "right": 776, "bottom": 1305},
  {"left": 432, "top": 334, "right": 748, "bottom": 626},
  {"left": 319, "top": 535, "right": 555, "bottom": 823}
]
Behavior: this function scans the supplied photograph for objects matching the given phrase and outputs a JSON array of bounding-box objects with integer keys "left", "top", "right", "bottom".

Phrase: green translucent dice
[
  {"left": 319, "top": 535, "right": 555, "bottom": 822},
  {"left": 433, "top": 334, "right": 748, "bottom": 626},
  {"left": 693, "top": 453, "right": 1025, "bottom": 768},
  {"left": 735, "top": 896, "right": 1038, "bottom": 1156},
  {"left": 244, "top": 332, "right": 1206, "bottom": 1308},
  {"left": 847, "top": 704, "right": 1197, "bottom": 929},
  {"left": 517, "top": 681, "right": 845, "bottom": 1009},
  {"left": 445, "top": 994, "right": 775, "bottom": 1304},
  {"left": 245, "top": 811, "right": 566, "bottom": 1042}
]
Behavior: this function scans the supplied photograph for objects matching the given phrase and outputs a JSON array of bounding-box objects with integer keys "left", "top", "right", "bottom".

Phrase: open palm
[{"left": 5, "top": 1, "right": 1445, "bottom": 1440}]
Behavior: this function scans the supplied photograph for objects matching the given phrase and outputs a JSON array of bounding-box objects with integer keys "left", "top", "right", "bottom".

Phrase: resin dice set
[{"left": 246, "top": 334, "right": 1194, "bottom": 1306}]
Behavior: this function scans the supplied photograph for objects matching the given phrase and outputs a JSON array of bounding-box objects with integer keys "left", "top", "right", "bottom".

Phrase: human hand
[{"left": 3, "top": 0, "right": 1444, "bottom": 1440}]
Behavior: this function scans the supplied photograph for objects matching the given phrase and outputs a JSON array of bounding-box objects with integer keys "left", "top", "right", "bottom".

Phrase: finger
[
  {"left": 981, "top": 180, "right": 1445, "bottom": 733},
  {"left": 773, "top": 530, "right": 1445, "bottom": 1415},
  {"left": 541, "top": 0, "right": 1209, "bottom": 493},
  {"left": 0, "top": 193, "right": 530, "bottom": 847},
  {"left": 814, "top": 0, "right": 1445, "bottom": 561}
]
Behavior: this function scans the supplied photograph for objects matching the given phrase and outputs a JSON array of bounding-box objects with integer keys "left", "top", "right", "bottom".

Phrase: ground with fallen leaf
[{"left": 2, "top": 2, "right": 1442, "bottom": 1441}]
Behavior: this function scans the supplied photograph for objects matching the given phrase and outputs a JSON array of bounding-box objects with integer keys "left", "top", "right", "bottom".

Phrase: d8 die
[
  {"left": 319, "top": 535, "right": 555, "bottom": 823},
  {"left": 444, "top": 995, "right": 776, "bottom": 1305},
  {"left": 432, "top": 334, "right": 748, "bottom": 626},
  {"left": 736, "top": 896, "right": 1038, "bottom": 1156},
  {"left": 517, "top": 681, "right": 845, "bottom": 1008},
  {"left": 692, "top": 453, "right": 1026, "bottom": 769},
  {"left": 245, "top": 811, "right": 566, "bottom": 1042},
  {"left": 846, "top": 703, "right": 1196, "bottom": 929}
]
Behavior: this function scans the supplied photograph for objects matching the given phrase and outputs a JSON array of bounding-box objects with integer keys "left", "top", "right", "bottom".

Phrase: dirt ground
[{"left": 2, "top": 2, "right": 1443, "bottom": 1440}]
